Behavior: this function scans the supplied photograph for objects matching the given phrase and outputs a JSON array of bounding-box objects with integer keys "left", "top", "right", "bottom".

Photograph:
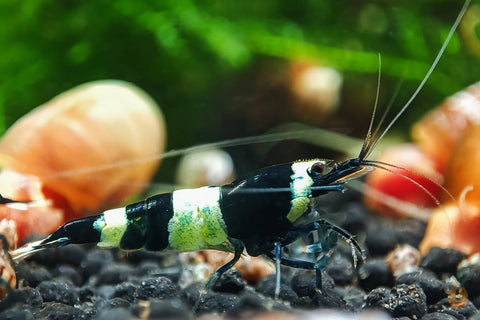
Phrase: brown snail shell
[{"left": 0, "top": 80, "right": 166, "bottom": 223}]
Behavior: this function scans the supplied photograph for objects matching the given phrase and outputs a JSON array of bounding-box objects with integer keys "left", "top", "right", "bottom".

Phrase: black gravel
[
  {"left": 421, "top": 247, "right": 467, "bottom": 276},
  {"left": 396, "top": 270, "right": 448, "bottom": 305},
  {"left": 457, "top": 264, "right": 480, "bottom": 298},
  {"left": 365, "top": 284, "right": 428, "bottom": 318},
  {"left": 1, "top": 195, "right": 479, "bottom": 319},
  {"left": 358, "top": 258, "right": 395, "bottom": 291}
]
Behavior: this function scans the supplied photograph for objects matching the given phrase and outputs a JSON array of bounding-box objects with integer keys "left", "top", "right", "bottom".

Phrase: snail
[
  {"left": 0, "top": 80, "right": 166, "bottom": 247},
  {"left": 420, "top": 124, "right": 480, "bottom": 255}
]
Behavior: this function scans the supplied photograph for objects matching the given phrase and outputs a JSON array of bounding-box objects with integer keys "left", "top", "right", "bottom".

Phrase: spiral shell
[
  {"left": 411, "top": 82, "right": 480, "bottom": 173},
  {"left": 0, "top": 80, "right": 166, "bottom": 241},
  {"left": 420, "top": 124, "right": 480, "bottom": 255}
]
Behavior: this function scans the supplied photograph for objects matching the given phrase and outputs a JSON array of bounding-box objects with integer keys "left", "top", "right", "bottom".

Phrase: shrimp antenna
[
  {"left": 360, "top": 0, "right": 470, "bottom": 160},
  {"left": 0, "top": 195, "right": 30, "bottom": 205},
  {"left": 358, "top": 53, "right": 382, "bottom": 161},
  {"left": 363, "top": 159, "right": 455, "bottom": 204},
  {"left": 364, "top": 79, "right": 404, "bottom": 160}
]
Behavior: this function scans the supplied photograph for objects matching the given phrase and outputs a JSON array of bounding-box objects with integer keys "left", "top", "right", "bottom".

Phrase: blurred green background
[{"left": 1, "top": 0, "right": 480, "bottom": 181}]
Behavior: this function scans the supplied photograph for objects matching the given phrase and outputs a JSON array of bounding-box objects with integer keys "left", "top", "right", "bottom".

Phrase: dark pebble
[
  {"left": 106, "top": 297, "right": 131, "bottom": 309},
  {"left": 114, "top": 282, "right": 138, "bottom": 302},
  {"left": 181, "top": 283, "right": 203, "bottom": 307},
  {"left": 121, "top": 249, "right": 176, "bottom": 265},
  {"left": 334, "top": 286, "right": 366, "bottom": 310},
  {"left": 135, "top": 260, "right": 183, "bottom": 282},
  {"left": 181, "top": 283, "right": 256, "bottom": 315},
  {"left": 93, "top": 297, "right": 110, "bottom": 313},
  {"left": 33, "top": 302, "right": 87, "bottom": 320},
  {"left": 52, "top": 265, "right": 83, "bottom": 286},
  {"left": 429, "top": 297, "right": 477, "bottom": 319},
  {"left": 135, "top": 261, "right": 168, "bottom": 279},
  {"left": 291, "top": 270, "right": 335, "bottom": 298},
  {"left": 358, "top": 258, "right": 394, "bottom": 291},
  {"left": 420, "top": 312, "right": 459, "bottom": 320},
  {"left": 226, "top": 290, "right": 275, "bottom": 316},
  {"left": 79, "top": 301, "right": 97, "bottom": 318},
  {"left": 80, "top": 249, "right": 114, "bottom": 279},
  {"left": 256, "top": 274, "right": 298, "bottom": 302},
  {"left": 96, "top": 264, "right": 135, "bottom": 285},
  {"left": 395, "top": 219, "right": 427, "bottom": 247},
  {"left": 134, "top": 277, "right": 178, "bottom": 300},
  {"left": 0, "top": 309, "right": 35, "bottom": 320},
  {"left": 16, "top": 264, "right": 52, "bottom": 287},
  {"left": 292, "top": 296, "right": 313, "bottom": 309},
  {"left": 317, "top": 188, "right": 363, "bottom": 213},
  {"left": 428, "top": 309, "right": 465, "bottom": 320},
  {"left": 457, "top": 265, "right": 480, "bottom": 298},
  {"left": 27, "top": 247, "right": 58, "bottom": 267},
  {"left": 25, "top": 244, "right": 86, "bottom": 268},
  {"left": 469, "top": 312, "right": 480, "bottom": 320},
  {"left": 335, "top": 202, "right": 370, "bottom": 235},
  {"left": 148, "top": 298, "right": 192, "bottom": 319},
  {"left": 54, "top": 245, "right": 88, "bottom": 266},
  {"left": 471, "top": 295, "right": 480, "bottom": 309},
  {"left": 37, "top": 281, "right": 79, "bottom": 305},
  {"left": 365, "top": 287, "right": 389, "bottom": 306},
  {"left": 325, "top": 254, "right": 357, "bottom": 286},
  {"left": 94, "top": 307, "right": 132, "bottom": 320},
  {"left": 14, "top": 287, "right": 43, "bottom": 307},
  {"left": 365, "top": 284, "right": 427, "bottom": 319},
  {"left": 96, "top": 285, "right": 115, "bottom": 299},
  {"left": 311, "top": 287, "right": 349, "bottom": 310},
  {"left": 365, "top": 219, "right": 401, "bottom": 255},
  {"left": 195, "top": 292, "right": 239, "bottom": 314},
  {"left": 421, "top": 247, "right": 467, "bottom": 275},
  {"left": 78, "top": 286, "right": 95, "bottom": 302},
  {"left": 212, "top": 268, "right": 245, "bottom": 294},
  {"left": 291, "top": 271, "right": 317, "bottom": 297},
  {"left": 396, "top": 269, "right": 447, "bottom": 304},
  {"left": 365, "top": 218, "right": 426, "bottom": 255}
]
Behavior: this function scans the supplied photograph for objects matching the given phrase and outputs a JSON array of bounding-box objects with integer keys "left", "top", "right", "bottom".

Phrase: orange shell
[
  {"left": 419, "top": 198, "right": 480, "bottom": 256},
  {"left": 0, "top": 80, "right": 166, "bottom": 218},
  {"left": 411, "top": 82, "right": 480, "bottom": 173},
  {"left": 443, "top": 124, "right": 480, "bottom": 202},
  {"left": 420, "top": 124, "right": 480, "bottom": 255},
  {"left": 0, "top": 170, "right": 64, "bottom": 246}
]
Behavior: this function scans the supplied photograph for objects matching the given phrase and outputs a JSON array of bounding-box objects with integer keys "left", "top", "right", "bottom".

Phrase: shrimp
[{"left": 8, "top": 0, "right": 472, "bottom": 307}]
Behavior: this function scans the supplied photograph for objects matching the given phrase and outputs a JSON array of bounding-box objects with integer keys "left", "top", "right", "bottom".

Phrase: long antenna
[
  {"left": 358, "top": 53, "right": 382, "bottom": 160},
  {"left": 369, "top": 0, "right": 470, "bottom": 155}
]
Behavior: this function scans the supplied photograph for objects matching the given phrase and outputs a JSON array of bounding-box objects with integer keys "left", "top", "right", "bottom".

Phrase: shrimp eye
[{"left": 309, "top": 162, "right": 325, "bottom": 175}]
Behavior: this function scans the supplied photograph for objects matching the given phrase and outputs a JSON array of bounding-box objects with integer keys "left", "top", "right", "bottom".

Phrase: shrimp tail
[
  {"left": 43, "top": 215, "right": 101, "bottom": 245},
  {"left": 11, "top": 215, "right": 102, "bottom": 261}
]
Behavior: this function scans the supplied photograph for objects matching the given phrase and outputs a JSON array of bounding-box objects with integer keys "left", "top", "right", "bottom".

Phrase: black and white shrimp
[{"left": 9, "top": 0, "right": 471, "bottom": 303}]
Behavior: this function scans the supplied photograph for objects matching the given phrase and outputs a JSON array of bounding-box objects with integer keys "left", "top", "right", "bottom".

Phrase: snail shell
[
  {"left": 0, "top": 80, "right": 166, "bottom": 220},
  {"left": 411, "top": 82, "right": 480, "bottom": 173},
  {"left": 420, "top": 124, "right": 480, "bottom": 255}
]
